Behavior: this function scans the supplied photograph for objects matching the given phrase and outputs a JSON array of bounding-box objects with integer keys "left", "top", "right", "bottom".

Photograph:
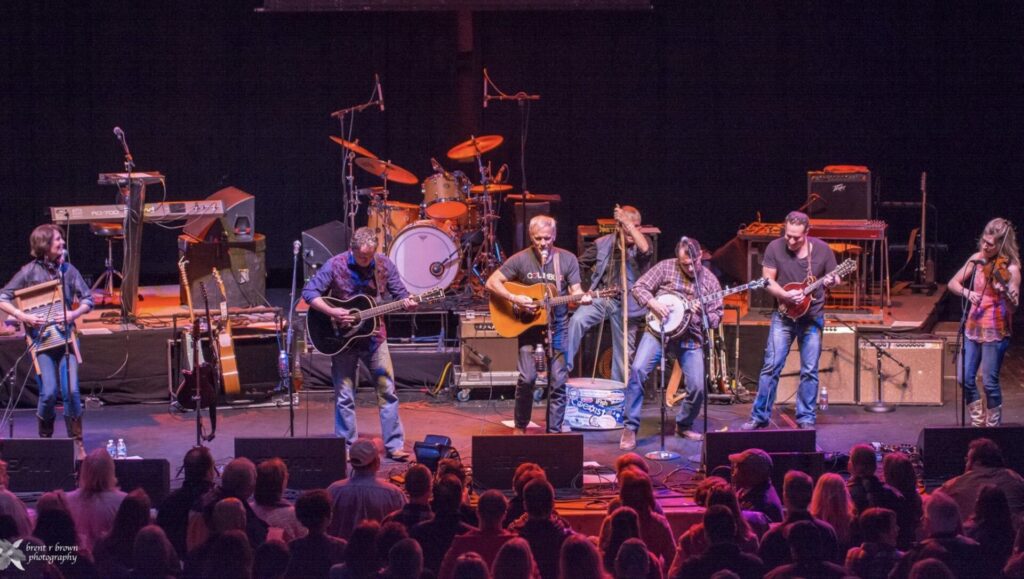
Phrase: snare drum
[
  {"left": 422, "top": 174, "right": 467, "bottom": 220},
  {"left": 367, "top": 201, "right": 419, "bottom": 249},
  {"left": 388, "top": 221, "right": 460, "bottom": 293},
  {"left": 565, "top": 378, "right": 626, "bottom": 430}
]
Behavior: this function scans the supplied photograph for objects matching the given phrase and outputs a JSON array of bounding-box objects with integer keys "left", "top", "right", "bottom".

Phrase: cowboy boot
[
  {"left": 986, "top": 406, "right": 1002, "bottom": 427},
  {"left": 968, "top": 400, "right": 985, "bottom": 427},
  {"left": 37, "top": 415, "right": 55, "bottom": 438},
  {"left": 65, "top": 416, "right": 86, "bottom": 460}
]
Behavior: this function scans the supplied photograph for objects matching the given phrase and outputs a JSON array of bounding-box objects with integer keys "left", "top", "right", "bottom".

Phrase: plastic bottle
[
  {"left": 116, "top": 438, "right": 127, "bottom": 460},
  {"left": 533, "top": 344, "right": 546, "bottom": 374},
  {"left": 819, "top": 386, "right": 829, "bottom": 411},
  {"left": 106, "top": 439, "right": 116, "bottom": 459}
]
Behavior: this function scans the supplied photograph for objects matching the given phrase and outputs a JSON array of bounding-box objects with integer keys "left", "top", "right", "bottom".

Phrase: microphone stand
[
  {"left": 955, "top": 260, "right": 987, "bottom": 426},
  {"left": 691, "top": 244, "right": 713, "bottom": 473},
  {"left": 834, "top": 317, "right": 904, "bottom": 414},
  {"left": 281, "top": 241, "right": 301, "bottom": 437},
  {"left": 644, "top": 325, "right": 679, "bottom": 461},
  {"left": 330, "top": 75, "right": 384, "bottom": 232}
]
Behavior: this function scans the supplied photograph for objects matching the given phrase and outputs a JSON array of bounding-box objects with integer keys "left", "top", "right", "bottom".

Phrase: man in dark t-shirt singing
[
  {"left": 743, "top": 211, "right": 838, "bottom": 430},
  {"left": 486, "top": 215, "right": 586, "bottom": 434}
]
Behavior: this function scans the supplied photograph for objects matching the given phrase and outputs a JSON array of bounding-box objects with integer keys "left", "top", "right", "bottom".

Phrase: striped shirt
[{"left": 632, "top": 258, "right": 723, "bottom": 348}]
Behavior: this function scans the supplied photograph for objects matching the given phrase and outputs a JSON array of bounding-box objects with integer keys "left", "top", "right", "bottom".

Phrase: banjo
[{"left": 646, "top": 277, "right": 769, "bottom": 339}]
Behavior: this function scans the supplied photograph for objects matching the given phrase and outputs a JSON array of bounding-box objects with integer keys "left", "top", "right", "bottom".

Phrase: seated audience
[
  {"left": 188, "top": 457, "right": 268, "bottom": 550},
  {"left": 560, "top": 534, "right": 608, "bottom": 579},
  {"left": 508, "top": 479, "right": 574, "bottom": 579},
  {"left": 383, "top": 463, "right": 434, "bottom": 529},
  {"left": 452, "top": 552, "right": 492, "bottom": 579},
  {"left": 439, "top": 490, "right": 515, "bottom": 579},
  {"left": 65, "top": 448, "right": 127, "bottom": 552},
  {"left": 254, "top": 539, "right": 291, "bottom": 579},
  {"left": 883, "top": 451, "right": 923, "bottom": 549},
  {"left": 757, "top": 470, "right": 838, "bottom": 570},
  {"left": 505, "top": 463, "right": 546, "bottom": 527},
  {"left": 940, "top": 437, "right": 1024, "bottom": 522},
  {"left": 601, "top": 507, "right": 661, "bottom": 579},
  {"left": 729, "top": 449, "right": 783, "bottom": 523},
  {"left": 203, "top": 529, "right": 254, "bottom": 579},
  {"left": 964, "top": 484, "right": 1014, "bottom": 577},
  {"left": 33, "top": 493, "right": 100, "bottom": 578},
  {"left": 598, "top": 469, "right": 675, "bottom": 569},
  {"left": 92, "top": 489, "right": 152, "bottom": 577},
  {"left": 763, "top": 520, "right": 849, "bottom": 579},
  {"left": 329, "top": 520, "right": 380, "bottom": 579},
  {"left": 907, "top": 557, "right": 956, "bottom": 579},
  {"left": 251, "top": 458, "right": 306, "bottom": 542},
  {"left": 492, "top": 537, "right": 540, "bottom": 579},
  {"left": 377, "top": 537, "right": 426, "bottom": 579},
  {"left": 1002, "top": 526, "right": 1024, "bottom": 578},
  {"left": 614, "top": 538, "right": 653, "bottom": 579},
  {"left": 327, "top": 439, "right": 406, "bottom": 539},
  {"left": 157, "top": 445, "right": 217, "bottom": 559},
  {"left": 286, "top": 489, "right": 347, "bottom": 579},
  {"left": 411, "top": 474, "right": 475, "bottom": 574},
  {"left": 671, "top": 505, "right": 764, "bottom": 579},
  {"left": 847, "top": 444, "right": 902, "bottom": 516},
  {"left": 0, "top": 460, "right": 31, "bottom": 538},
  {"left": 185, "top": 497, "right": 248, "bottom": 578},
  {"left": 672, "top": 485, "right": 758, "bottom": 569},
  {"left": 845, "top": 507, "right": 902, "bottom": 579},
  {"left": 376, "top": 522, "right": 409, "bottom": 567},
  {"left": 810, "top": 472, "right": 856, "bottom": 552},
  {"left": 605, "top": 453, "right": 665, "bottom": 515},
  {"left": 890, "top": 491, "right": 984, "bottom": 579},
  {"left": 437, "top": 457, "right": 479, "bottom": 527},
  {"left": 131, "top": 524, "right": 181, "bottom": 579}
]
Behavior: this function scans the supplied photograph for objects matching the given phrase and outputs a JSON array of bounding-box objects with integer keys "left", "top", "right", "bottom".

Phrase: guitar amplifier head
[{"left": 460, "top": 311, "right": 502, "bottom": 339}]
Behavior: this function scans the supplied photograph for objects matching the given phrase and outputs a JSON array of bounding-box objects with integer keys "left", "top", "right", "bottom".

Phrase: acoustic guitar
[
  {"left": 778, "top": 258, "right": 857, "bottom": 321},
  {"left": 306, "top": 288, "right": 446, "bottom": 356},
  {"left": 488, "top": 282, "right": 619, "bottom": 338},
  {"left": 210, "top": 269, "right": 241, "bottom": 396}
]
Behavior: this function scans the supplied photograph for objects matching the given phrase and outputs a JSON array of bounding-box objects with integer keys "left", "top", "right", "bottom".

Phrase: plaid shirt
[{"left": 631, "top": 258, "right": 723, "bottom": 348}]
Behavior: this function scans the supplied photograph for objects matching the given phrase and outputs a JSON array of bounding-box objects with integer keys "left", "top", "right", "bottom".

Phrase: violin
[{"left": 983, "top": 256, "right": 1020, "bottom": 307}]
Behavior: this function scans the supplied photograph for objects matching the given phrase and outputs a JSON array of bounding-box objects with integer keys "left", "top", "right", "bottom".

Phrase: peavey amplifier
[{"left": 807, "top": 168, "right": 871, "bottom": 220}]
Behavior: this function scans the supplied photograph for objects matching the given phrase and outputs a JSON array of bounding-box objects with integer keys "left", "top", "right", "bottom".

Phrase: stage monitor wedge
[
  {"left": 472, "top": 434, "right": 583, "bottom": 490},
  {"left": 0, "top": 439, "right": 76, "bottom": 492},
  {"left": 235, "top": 437, "right": 347, "bottom": 490}
]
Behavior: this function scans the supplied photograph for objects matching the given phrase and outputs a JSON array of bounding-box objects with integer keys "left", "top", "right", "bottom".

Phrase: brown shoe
[{"left": 619, "top": 429, "right": 637, "bottom": 451}]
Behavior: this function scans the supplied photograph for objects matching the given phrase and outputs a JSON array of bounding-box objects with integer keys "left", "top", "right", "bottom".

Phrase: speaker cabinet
[
  {"left": 235, "top": 437, "right": 347, "bottom": 489},
  {"left": 919, "top": 426, "right": 1024, "bottom": 480},
  {"left": 776, "top": 325, "right": 858, "bottom": 405},
  {"left": 858, "top": 335, "right": 944, "bottom": 406},
  {"left": 168, "top": 332, "right": 288, "bottom": 403},
  {"left": 183, "top": 186, "right": 256, "bottom": 243},
  {"left": 807, "top": 169, "right": 871, "bottom": 220},
  {"left": 459, "top": 313, "right": 518, "bottom": 373},
  {"left": 115, "top": 459, "right": 171, "bottom": 504},
  {"left": 0, "top": 439, "right": 76, "bottom": 492},
  {"left": 472, "top": 434, "right": 583, "bottom": 490},
  {"left": 178, "top": 234, "right": 267, "bottom": 308},
  {"left": 705, "top": 430, "right": 816, "bottom": 477},
  {"left": 302, "top": 221, "right": 351, "bottom": 281}
]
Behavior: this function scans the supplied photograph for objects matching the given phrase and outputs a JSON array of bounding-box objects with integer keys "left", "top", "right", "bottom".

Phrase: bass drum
[{"left": 388, "top": 222, "right": 460, "bottom": 293}]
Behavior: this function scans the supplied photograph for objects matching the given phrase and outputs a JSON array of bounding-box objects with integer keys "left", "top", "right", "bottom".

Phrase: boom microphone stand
[
  {"left": 690, "top": 242, "right": 714, "bottom": 474},
  {"left": 644, "top": 326, "right": 679, "bottom": 461},
  {"left": 281, "top": 240, "right": 302, "bottom": 437},
  {"left": 330, "top": 74, "right": 385, "bottom": 232}
]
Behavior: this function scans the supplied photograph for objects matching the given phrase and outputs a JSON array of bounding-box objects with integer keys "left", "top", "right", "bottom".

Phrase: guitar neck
[
  {"left": 544, "top": 292, "right": 593, "bottom": 308},
  {"left": 358, "top": 297, "right": 414, "bottom": 320},
  {"left": 703, "top": 281, "right": 758, "bottom": 303}
]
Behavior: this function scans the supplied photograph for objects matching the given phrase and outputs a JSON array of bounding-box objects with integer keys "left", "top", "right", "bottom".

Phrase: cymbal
[
  {"left": 355, "top": 158, "right": 419, "bottom": 185},
  {"left": 469, "top": 183, "right": 513, "bottom": 194},
  {"left": 329, "top": 136, "right": 378, "bottom": 159},
  {"left": 506, "top": 192, "right": 562, "bottom": 203},
  {"left": 446, "top": 135, "right": 504, "bottom": 161}
]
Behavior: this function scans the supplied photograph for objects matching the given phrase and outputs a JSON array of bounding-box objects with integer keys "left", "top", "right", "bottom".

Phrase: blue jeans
[
  {"left": 624, "top": 332, "right": 705, "bottom": 432},
  {"left": 959, "top": 337, "right": 1010, "bottom": 407},
  {"left": 36, "top": 349, "right": 82, "bottom": 421},
  {"left": 330, "top": 341, "right": 405, "bottom": 453},
  {"left": 750, "top": 312, "right": 824, "bottom": 425},
  {"left": 515, "top": 321, "right": 569, "bottom": 432},
  {"left": 565, "top": 298, "right": 639, "bottom": 382}
]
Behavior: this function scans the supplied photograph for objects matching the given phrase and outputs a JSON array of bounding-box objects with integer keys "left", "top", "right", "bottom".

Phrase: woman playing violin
[{"left": 948, "top": 218, "right": 1020, "bottom": 426}]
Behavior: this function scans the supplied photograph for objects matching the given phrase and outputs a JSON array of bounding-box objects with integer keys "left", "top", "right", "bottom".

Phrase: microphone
[
  {"left": 540, "top": 249, "right": 549, "bottom": 264},
  {"left": 113, "top": 126, "right": 133, "bottom": 165},
  {"left": 429, "top": 262, "right": 445, "bottom": 277},
  {"left": 970, "top": 257, "right": 987, "bottom": 265},
  {"left": 464, "top": 342, "right": 492, "bottom": 368},
  {"left": 113, "top": 126, "right": 125, "bottom": 141},
  {"left": 431, "top": 157, "right": 447, "bottom": 175},
  {"left": 375, "top": 74, "right": 385, "bottom": 112},
  {"left": 495, "top": 164, "right": 509, "bottom": 183},
  {"left": 920, "top": 171, "right": 927, "bottom": 191},
  {"left": 293, "top": 240, "right": 301, "bottom": 256}
]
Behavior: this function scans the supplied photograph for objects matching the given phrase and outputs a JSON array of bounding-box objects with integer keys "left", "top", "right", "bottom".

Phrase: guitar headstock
[
  {"left": 211, "top": 268, "right": 227, "bottom": 301},
  {"left": 415, "top": 288, "right": 447, "bottom": 304},
  {"left": 750, "top": 277, "right": 770, "bottom": 290},
  {"left": 177, "top": 258, "right": 189, "bottom": 287}
]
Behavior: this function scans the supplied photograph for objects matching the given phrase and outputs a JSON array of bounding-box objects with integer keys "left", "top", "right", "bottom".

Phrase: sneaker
[
  {"left": 796, "top": 422, "right": 815, "bottom": 430},
  {"left": 740, "top": 420, "right": 769, "bottom": 431},
  {"left": 386, "top": 449, "right": 411, "bottom": 462},
  {"left": 619, "top": 429, "right": 637, "bottom": 451}
]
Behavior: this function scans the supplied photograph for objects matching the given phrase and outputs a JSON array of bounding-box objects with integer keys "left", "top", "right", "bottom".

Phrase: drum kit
[{"left": 331, "top": 134, "right": 511, "bottom": 296}]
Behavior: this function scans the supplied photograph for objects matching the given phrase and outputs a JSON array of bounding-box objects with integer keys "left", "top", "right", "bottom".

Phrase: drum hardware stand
[{"left": 330, "top": 74, "right": 385, "bottom": 233}]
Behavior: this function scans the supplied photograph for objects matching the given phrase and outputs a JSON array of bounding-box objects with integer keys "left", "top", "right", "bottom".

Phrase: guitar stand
[{"left": 646, "top": 328, "right": 680, "bottom": 461}]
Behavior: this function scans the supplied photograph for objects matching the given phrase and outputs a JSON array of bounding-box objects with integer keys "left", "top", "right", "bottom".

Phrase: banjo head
[{"left": 646, "top": 293, "right": 688, "bottom": 336}]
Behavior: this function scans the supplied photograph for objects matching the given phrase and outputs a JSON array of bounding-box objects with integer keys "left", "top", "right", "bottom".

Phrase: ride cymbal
[
  {"left": 355, "top": 158, "right": 419, "bottom": 185},
  {"left": 329, "top": 136, "right": 378, "bottom": 159}
]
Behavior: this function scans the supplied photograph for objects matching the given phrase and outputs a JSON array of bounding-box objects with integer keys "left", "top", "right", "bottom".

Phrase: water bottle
[
  {"left": 116, "top": 438, "right": 127, "bottom": 460},
  {"left": 533, "top": 344, "right": 546, "bottom": 375},
  {"left": 819, "top": 386, "right": 829, "bottom": 411},
  {"left": 106, "top": 439, "right": 116, "bottom": 459}
]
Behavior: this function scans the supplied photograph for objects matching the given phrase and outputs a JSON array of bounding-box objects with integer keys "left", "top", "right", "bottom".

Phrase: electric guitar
[
  {"left": 778, "top": 258, "right": 857, "bottom": 321},
  {"left": 306, "top": 288, "right": 446, "bottom": 356},
  {"left": 210, "top": 269, "right": 241, "bottom": 396},
  {"left": 646, "top": 277, "right": 769, "bottom": 339},
  {"left": 176, "top": 258, "right": 204, "bottom": 371},
  {"left": 489, "top": 282, "right": 620, "bottom": 338}
]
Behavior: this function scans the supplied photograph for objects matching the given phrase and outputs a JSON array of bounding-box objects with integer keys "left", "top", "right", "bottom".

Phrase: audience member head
[
  {"left": 295, "top": 489, "right": 332, "bottom": 535},
  {"left": 709, "top": 572, "right": 740, "bottom": 579},
  {"left": 386, "top": 537, "right": 423, "bottom": 578},
  {"left": 33, "top": 507, "right": 79, "bottom": 548},
  {"left": 512, "top": 463, "right": 545, "bottom": 498},
  {"left": 613, "top": 538, "right": 650, "bottom": 579},
  {"left": 619, "top": 469, "right": 656, "bottom": 517},
  {"left": 109, "top": 488, "right": 152, "bottom": 540},
  {"left": 967, "top": 438, "right": 1005, "bottom": 470},
  {"left": 559, "top": 534, "right": 605, "bottom": 579},
  {"left": 437, "top": 457, "right": 469, "bottom": 485},
  {"left": 849, "top": 444, "right": 878, "bottom": 478},
  {"left": 221, "top": 457, "right": 258, "bottom": 500},
  {"left": 908, "top": 557, "right": 956, "bottom": 579},
  {"left": 0, "top": 515, "right": 18, "bottom": 541},
  {"left": 788, "top": 520, "right": 827, "bottom": 562},
  {"left": 705, "top": 485, "right": 751, "bottom": 538},
  {"left": 349, "top": 439, "right": 381, "bottom": 474},
  {"left": 346, "top": 521, "right": 381, "bottom": 575},
  {"left": 253, "top": 458, "right": 289, "bottom": 507},
  {"left": 182, "top": 445, "right": 216, "bottom": 485},
  {"left": 858, "top": 507, "right": 898, "bottom": 546},
  {"left": 453, "top": 552, "right": 491, "bottom": 579},
  {"left": 614, "top": 454, "right": 650, "bottom": 482},
  {"left": 133, "top": 525, "right": 180, "bottom": 579},
  {"left": 432, "top": 474, "right": 465, "bottom": 515},
  {"left": 729, "top": 448, "right": 773, "bottom": 489},
  {"left": 478, "top": 489, "right": 509, "bottom": 529},
  {"left": 212, "top": 497, "right": 248, "bottom": 534},
  {"left": 254, "top": 539, "right": 290, "bottom": 579},
  {"left": 377, "top": 521, "right": 409, "bottom": 564},
  {"left": 973, "top": 484, "right": 1013, "bottom": 530},
  {"left": 205, "top": 529, "right": 254, "bottom": 579},
  {"left": 810, "top": 472, "right": 854, "bottom": 540},
  {"left": 602, "top": 506, "right": 640, "bottom": 571},
  {"left": 34, "top": 490, "right": 69, "bottom": 515},
  {"left": 523, "top": 478, "right": 555, "bottom": 520},
  {"left": 924, "top": 491, "right": 961, "bottom": 537},
  {"left": 493, "top": 538, "right": 535, "bottom": 579},
  {"left": 703, "top": 504, "right": 738, "bottom": 546},
  {"left": 693, "top": 476, "right": 729, "bottom": 507},
  {"left": 782, "top": 469, "right": 814, "bottom": 512},
  {"left": 78, "top": 447, "right": 118, "bottom": 496},
  {"left": 881, "top": 452, "right": 917, "bottom": 495},
  {"left": 404, "top": 463, "right": 433, "bottom": 503}
]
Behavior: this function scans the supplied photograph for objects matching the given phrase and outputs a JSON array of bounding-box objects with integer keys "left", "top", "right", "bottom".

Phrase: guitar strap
[
  {"left": 553, "top": 249, "right": 563, "bottom": 295},
  {"left": 805, "top": 239, "right": 816, "bottom": 284}
]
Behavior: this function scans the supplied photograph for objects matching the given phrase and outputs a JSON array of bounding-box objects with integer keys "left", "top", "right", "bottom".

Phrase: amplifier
[
  {"left": 858, "top": 335, "right": 944, "bottom": 406},
  {"left": 807, "top": 169, "right": 872, "bottom": 220},
  {"left": 775, "top": 324, "right": 858, "bottom": 405},
  {"left": 178, "top": 234, "right": 267, "bottom": 308},
  {"left": 459, "top": 312, "right": 518, "bottom": 374}
]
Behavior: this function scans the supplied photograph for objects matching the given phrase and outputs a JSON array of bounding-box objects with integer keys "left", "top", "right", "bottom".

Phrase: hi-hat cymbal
[
  {"left": 446, "top": 135, "right": 504, "bottom": 161},
  {"left": 355, "top": 158, "right": 419, "bottom": 185},
  {"left": 469, "top": 183, "right": 513, "bottom": 194},
  {"left": 329, "top": 136, "right": 378, "bottom": 159}
]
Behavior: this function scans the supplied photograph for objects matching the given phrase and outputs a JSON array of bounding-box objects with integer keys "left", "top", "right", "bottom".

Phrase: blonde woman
[{"left": 811, "top": 473, "right": 857, "bottom": 552}]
